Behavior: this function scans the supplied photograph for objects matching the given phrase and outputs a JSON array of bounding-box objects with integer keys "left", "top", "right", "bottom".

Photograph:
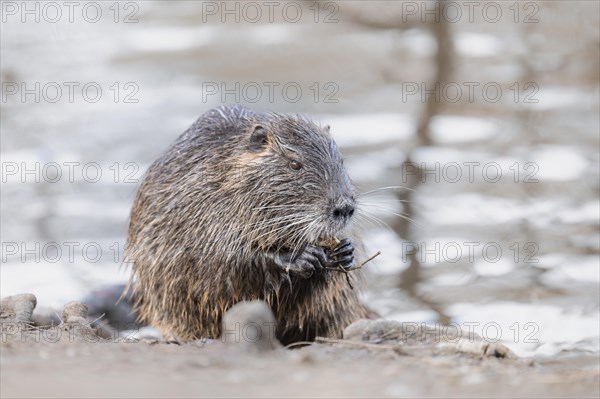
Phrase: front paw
[
  {"left": 277, "top": 245, "right": 328, "bottom": 279},
  {"left": 326, "top": 238, "right": 355, "bottom": 271}
]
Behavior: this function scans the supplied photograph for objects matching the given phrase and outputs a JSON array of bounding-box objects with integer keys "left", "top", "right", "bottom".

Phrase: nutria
[{"left": 125, "top": 104, "right": 370, "bottom": 345}]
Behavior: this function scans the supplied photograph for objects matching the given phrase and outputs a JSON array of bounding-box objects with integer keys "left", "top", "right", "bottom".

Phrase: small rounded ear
[
  {"left": 323, "top": 124, "right": 331, "bottom": 133},
  {"left": 249, "top": 124, "right": 269, "bottom": 152}
]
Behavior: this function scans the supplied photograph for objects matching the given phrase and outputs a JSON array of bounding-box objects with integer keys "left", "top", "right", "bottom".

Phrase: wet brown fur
[{"left": 126, "top": 105, "right": 370, "bottom": 345}]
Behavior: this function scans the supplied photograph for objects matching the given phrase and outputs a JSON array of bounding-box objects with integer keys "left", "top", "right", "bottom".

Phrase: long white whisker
[
  {"left": 359, "top": 186, "right": 415, "bottom": 196},
  {"left": 354, "top": 212, "right": 392, "bottom": 233}
]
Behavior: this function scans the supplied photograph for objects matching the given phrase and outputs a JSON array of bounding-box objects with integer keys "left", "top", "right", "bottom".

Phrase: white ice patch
[
  {"left": 346, "top": 148, "right": 406, "bottom": 182},
  {"left": 454, "top": 32, "right": 503, "bottom": 57},
  {"left": 420, "top": 193, "right": 523, "bottom": 225},
  {"left": 541, "top": 255, "right": 600, "bottom": 285},
  {"left": 128, "top": 27, "right": 214, "bottom": 51},
  {"left": 53, "top": 196, "right": 131, "bottom": 220},
  {"left": 409, "top": 145, "right": 589, "bottom": 186},
  {"left": 415, "top": 236, "right": 481, "bottom": 268},
  {"left": 420, "top": 195, "right": 571, "bottom": 227},
  {"left": 321, "top": 113, "right": 415, "bottom": 147},
  {"left": 1, "top": 260, "right": 129, "bottom": 309},
  {"left": 410, "top": 146, "right": 494, "bottom": 167},
  {"left": 473, "top": 257, "right": 516, "bottom": 277},
  {"left": 362, "top": 229, "right": 409, "bottom": 275},
  {"left": 525, "top": 87, "right": 599, "bottom": 111},
  {"left": 536, "top": 253, "right": 569, "bottom": 270},
  {"left": 430, "top": 116, "right": 498, "bottom": 143},
  {"left": 529, "top": 145, "right": 588, "bottom": 181},
  {"left": 387, "top": 310, "right": 440, "bottom": 324},
  {"left": 401, "top": 29, "right": 437, "bottom": 57},
  {"left": 448, "top": 302, "right": 600, "bottom": 358},
  {"left": 428, "top": 272, "right": 475, "bottom": 286},
  {"left": 557, "top": 200, "right": 600, "bottom": 224},
  {"left": 250, "top": 24, "right": 292, "bottom": 45},
  {"left": 1, "top": 149, "right": 45, "bottom": 166}
]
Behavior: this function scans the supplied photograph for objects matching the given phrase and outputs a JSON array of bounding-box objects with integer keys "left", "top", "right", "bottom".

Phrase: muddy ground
[
  {"left": 1, "top": 334, "right": 598, "bottom": 398},
  {"left": 1, "top": 296, "right": 598, "bottom": 399}
]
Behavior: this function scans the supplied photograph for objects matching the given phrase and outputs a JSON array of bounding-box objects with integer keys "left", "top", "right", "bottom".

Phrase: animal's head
[{"left": 230, "top": 114, "right": 357, "bottom": 250}]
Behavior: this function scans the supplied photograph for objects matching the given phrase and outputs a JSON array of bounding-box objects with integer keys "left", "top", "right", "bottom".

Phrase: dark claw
[
  {"left": 328, "top": 254, "right": 355, "bottom": 269},
  {"left": 340, "top": 260, "right": 356, "bottom": 271},
  {"left": 330, "top": 239, "right": 353, "bottom": 256},
  {"left": 331, "top": 254, "right": 354, "bottom": 264},
  {"left": 330, "top": 245, "right": 353, "bottom": 258},
  {"left": 336, "top": 238, "right": 352, "bottom": 248},
  {"left": 326, "top": 238, "right": 355, "bottom": 270}
]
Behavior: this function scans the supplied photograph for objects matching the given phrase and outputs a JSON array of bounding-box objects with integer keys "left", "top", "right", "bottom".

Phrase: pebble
[
  {"left": 0, "top": 293, "right": 37, "bottom": 323},
  {"left": 221, "top": 300, "right": 280, "bottom": 352},
  {"left": 62, "top": 301, "right": 89, "bottom": 324}
]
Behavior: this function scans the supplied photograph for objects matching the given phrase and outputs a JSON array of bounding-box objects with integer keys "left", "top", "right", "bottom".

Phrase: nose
[{"left": 333, "top": 203, "right": 355, "bottom": 220}]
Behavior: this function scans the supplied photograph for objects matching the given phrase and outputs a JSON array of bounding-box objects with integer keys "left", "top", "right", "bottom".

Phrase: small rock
[
  {"left": 59, "top": 301, "right": 100, "bottom": 342},
  {"left": 345, "top": 318, "right": 522, "bottom": 361},
  {"left": 452, "top": 337, "right": 488, "bottom": 356},
  {"left": 0, "top": 293, "right": 37, "bottom": 323},
  {"left": 343, "top": 318, "right": 374, "bottom": 340},
  {"left": 221, "top": 300, "right": 280, "bottom": 352},
  {"left": 484, "top": 342, "right": 517, "bottom": 359},
  {"left": 30, "top": 306, "right": 61, "bottom": 327},
  {"left": 442, "top": 337, "right": 518, "bottom": 359},
  {"left": 62, "top": 301, "right": 88, "bottom": 324},
  {"left": 344, "top": 318, "right": 405, "bottom": 342}
]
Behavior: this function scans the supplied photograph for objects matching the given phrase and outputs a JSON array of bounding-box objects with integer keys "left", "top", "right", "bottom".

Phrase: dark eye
[{"left": 289, "top": 160, "right": 303, "bottom": 171}]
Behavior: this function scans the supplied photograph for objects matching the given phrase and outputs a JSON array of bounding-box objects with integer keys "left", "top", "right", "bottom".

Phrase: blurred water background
[{"left": 1, "top": 0, "right": 598, "bottom": 365}]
